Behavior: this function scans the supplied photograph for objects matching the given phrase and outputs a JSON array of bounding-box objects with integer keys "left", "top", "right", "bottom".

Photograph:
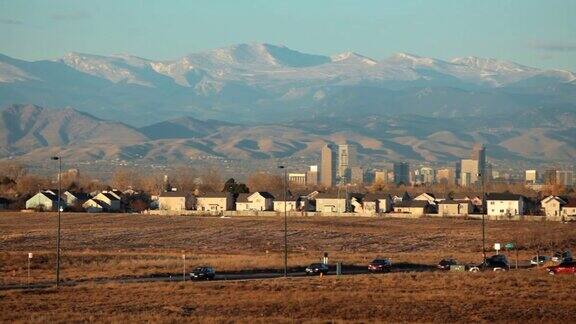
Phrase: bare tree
[
  {"left": 0, "top": 161, "right": 27, "bottom": 182},
  {"left": 247, "top": 172, "right": 283, "bottom": 192},
  {"left": 111, "top": 168, "right": 139, "bottom": 191},
  {"left": 167, "top": 166, "right": 198, "bottom": 192},
  {"left": 15, "top": 174, "right": 50, "bottom": 195},
  {"left": 199, "top": 167, "right": 223, "bottom": 192}
]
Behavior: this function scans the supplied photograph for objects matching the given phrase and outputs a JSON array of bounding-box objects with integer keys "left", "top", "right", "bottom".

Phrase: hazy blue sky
[{"left": 1, "top": 0, "right": 575, "bottom": 70}]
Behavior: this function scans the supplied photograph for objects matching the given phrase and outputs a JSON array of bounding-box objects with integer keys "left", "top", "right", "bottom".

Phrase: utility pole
[
  {"left": 480, "top": 173, "right": 487, "bottom": 265},
  {"left": 278, "top": 165, "right": 288, "bottom": 277},
  {"left": 51, "top": 156, "right": 62, "bottom": 287}
]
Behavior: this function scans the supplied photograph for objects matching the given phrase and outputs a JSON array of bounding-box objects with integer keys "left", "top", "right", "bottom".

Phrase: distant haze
[{"left": 0, "top": 1, "right": 575, "bottom": 70}]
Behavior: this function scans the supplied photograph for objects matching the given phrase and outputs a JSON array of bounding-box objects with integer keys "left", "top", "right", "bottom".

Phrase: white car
[{"left": 530, "top": 256, "right": 550, "bottom": 265}]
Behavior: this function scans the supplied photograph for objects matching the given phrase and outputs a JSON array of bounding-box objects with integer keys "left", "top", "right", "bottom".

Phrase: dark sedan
[
  {"left": 305, "top": 263, "right": 329, "bottom": 275},
  {"left": 368, "top": 259, "right": 392, "bottom": 273},
  {"left": 190, "top": 266, "right": 216, "bottom": 280},
  {"left": 437, "top": 258, "right": 459, "bottom": 270}
]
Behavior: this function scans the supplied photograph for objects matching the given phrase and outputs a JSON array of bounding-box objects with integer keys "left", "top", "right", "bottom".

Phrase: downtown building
[
  {"left": 337, "top": 143, "right": 358, "bottom": 182},
  {"left": 460, "top": 144, "right": 487, "bottom": 187},
  {"left": 320, "top": 144, "right": 337, "bottom": 188},
  {"left": 393, "top": 162, "right": 410, "bottom": 185}
]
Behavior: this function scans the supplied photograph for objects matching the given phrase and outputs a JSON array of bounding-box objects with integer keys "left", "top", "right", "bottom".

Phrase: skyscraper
[
  {"left": 337, "top": 144, "right": 357, "bottom": 181},
  {"left": 420, "top": 167, "right": 435, "bottom": 184},
  {"left": 460, "top": 159, "right": 479, "bottom": 187},
  {"left": 320, "top": 144, "right": 336, "bottom": 188},
  {"left": 471, "top": 144, "right": 486, "bottom": 183},
  {"left": 393, "top": 162, "right": 410, "bottom": 185}
]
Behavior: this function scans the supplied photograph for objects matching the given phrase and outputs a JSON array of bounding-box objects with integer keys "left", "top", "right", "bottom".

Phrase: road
[
  {"left": 0, "top": 261, "right": 534, "bottom": 291},
  {"left": 0, "top": 263, "right": 429, "bottom": 291}
]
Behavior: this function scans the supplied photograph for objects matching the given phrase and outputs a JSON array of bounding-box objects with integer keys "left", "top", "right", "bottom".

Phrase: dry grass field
[
  {"left": 2, "top": 272, "right": 576, "bottom": 322},
  {"left": 1, "top": 213, "right": 575, "bottom": 285},
  {"left": 1, "top": 212, "right": 575, "bottom": 322}
]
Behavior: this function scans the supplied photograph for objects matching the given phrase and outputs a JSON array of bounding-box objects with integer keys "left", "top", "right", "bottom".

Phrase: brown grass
[
  {"left": 1, "top": 213, "right": 576, "bottom": 322},
  {"left": 1, "top": 212, "right": 575, "bottom": 286},
  {"left": 2, "top": 272, "right": 576, "bottom": 323}
]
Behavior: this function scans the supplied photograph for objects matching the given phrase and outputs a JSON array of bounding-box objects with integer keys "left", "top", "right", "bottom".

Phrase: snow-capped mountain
[
  {"left": 28, "top": 43, "right": 572, "bottom": 89},
  {"left": 0, "top": 43, "right": 575, "bottom": 126}
]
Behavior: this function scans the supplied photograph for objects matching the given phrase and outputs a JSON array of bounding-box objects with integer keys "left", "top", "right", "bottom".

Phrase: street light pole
[
  {"left": 278, "top": 165, "right": 288, "bottom": 277},
  {"left": 52, "top": 156, "right": 62, "bottom": 287}
]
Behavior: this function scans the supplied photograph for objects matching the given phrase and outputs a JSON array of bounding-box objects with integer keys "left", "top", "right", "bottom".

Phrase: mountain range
[{"left": 1, "top": 43, "right": 575, "bottom": 165}]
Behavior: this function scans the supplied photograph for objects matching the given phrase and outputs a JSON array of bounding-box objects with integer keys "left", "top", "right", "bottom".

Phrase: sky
[{"left": 1, "top": 0, "right": 575, "bottom": 70}]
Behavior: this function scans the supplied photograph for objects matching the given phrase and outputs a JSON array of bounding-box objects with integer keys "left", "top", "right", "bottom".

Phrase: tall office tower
[
  {"left": 306, "top": 165, "right": 318, "bottom": 186},
  {"left": 525, "top": 170, "right": 538, "bottom": 183},
  {"left": 436, "top": 168, "right": 455, "bottom": 185},
  {"left": 350, "top": 167, "right": 364, "bottom": 185},
  {"left": 420, "top": 167, "right": 435, "bottom": 184},
  {"left": 460, "top": 159, "right": 479, "bottom": 187},
  {"left": 393, "top": 162, "right": 410, "bottom": 185},
  {"left": 454, "top": 161, "right": 462, "bottom": 185},
  {"left": 336, "top": 143, "right": 357, "bottom": 181},
  {"left": 471, "top": 144, "right": 487, "bottom": 183},
  {"left": 556, "top": 170, "right": 574, "bottom": 186},
  {"left": 320, "top": 144, "right": 337, "bottom": 188}
]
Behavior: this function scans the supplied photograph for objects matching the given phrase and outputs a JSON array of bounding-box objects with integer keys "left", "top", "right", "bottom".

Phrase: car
[
  {"left": 530, "top": 255, "right": 550, "bottom": 265},
  {"left": 305, "top": 263, "right": 329, "bottom": 276},
  {"left": 552, "top": 251, "right": 573, "bottom": 263},
  {"left": 368, "top": 258, "right": 392, "bottom": 272},
  {"left": 469, "top": 255, "right": 510, "bottom": 272},
  {"left": 190, "top": 266, "right": 216, "bottom": 280},
  {"left": 437, "top": 258, "right": 459, "bottom": 270},
  {"left": 548, "top": 261, "right": 576, "bottom": 275}
]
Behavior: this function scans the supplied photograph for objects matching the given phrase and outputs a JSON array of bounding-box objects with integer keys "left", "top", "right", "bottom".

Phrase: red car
[{"left": 548, "top": 261, "right": 576, "bottom": 275}]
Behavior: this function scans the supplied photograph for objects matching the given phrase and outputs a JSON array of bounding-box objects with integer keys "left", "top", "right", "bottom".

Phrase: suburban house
[
  {"left": 541, "top": 195, "right": 567, "bottom": 219},
  {"left": 315, "top": 192, "right": 348, "bottom": 213},
  {"left": 158, "top": 191, "right": 195, "bottom": 211},
  {"left": 82, "top": 198, "right": 106, "bottom": 213},
  {"left": 561, "top": 198, "right": 576, "bottom": 218},
  {"left": 93, "top": 192, "right": 122, "bottom": 212},
  {"left": 485, "top": 192, "right": 525, "bottom": 216},
  {"left": 63, "top": 191, "right": 92, "bottom": 207},
  {"left": 273, "top": 191, "right": 299, "bottom": 212},
  {"left": 196, "top": 192, "right": 235, "bottom": 212},
  {"left": 414, "top": 193, "right": 437, "bottom": 205},
  {"left": 362, "top": 193, "right": 392, "bottom": 214},
  {"left": 437, "top": 200, "right": 473, "bottom": 216},
  {"left": 103, "top": 189, "right": 123, "bottom": 200},
  {"left": 0, "top": 197, "right": 10, "bottom": 210},
  {"left": 297, "top": 191, "right": 319, "bottom": 211},
  {"left": 393, "top": 200, "right": 430, "bottom": 216},
  {"left": 26, "top": 191, "right": 61, "bottom": 211},
  {"left": 235, "top": 192, "right": 274, "bottom": 211}
]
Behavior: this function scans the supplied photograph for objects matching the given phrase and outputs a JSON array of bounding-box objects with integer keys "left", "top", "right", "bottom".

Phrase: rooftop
[{"left": 485, "top": 192, "right": 524, "bottom": 201}]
